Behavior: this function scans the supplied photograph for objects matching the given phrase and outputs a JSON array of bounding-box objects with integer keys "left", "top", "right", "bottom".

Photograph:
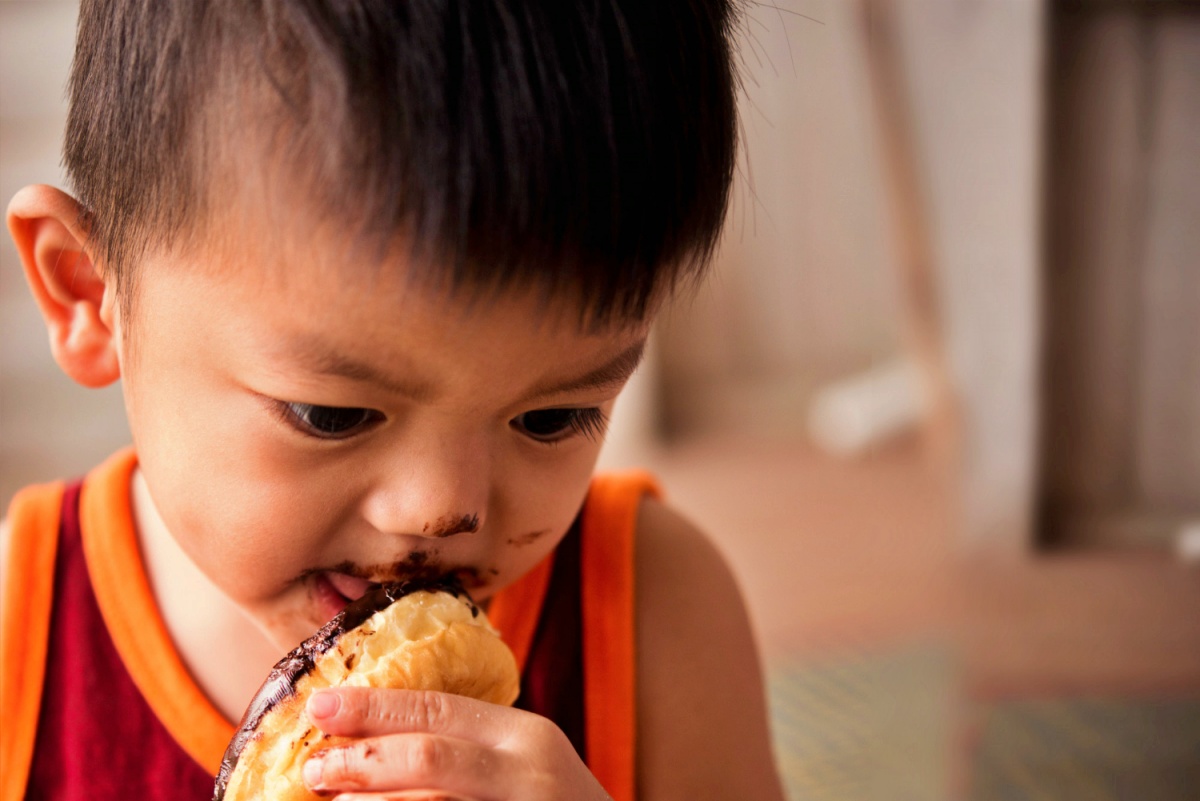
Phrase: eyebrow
[
  {"left": 282, "top": 336, "right": 436, "bottom": 400},
  {"left": 526, "top": 339, "right": 648, "bottom": 400},
  {"left": 276, "top": 335, "right": 646, "bottom": 402}
]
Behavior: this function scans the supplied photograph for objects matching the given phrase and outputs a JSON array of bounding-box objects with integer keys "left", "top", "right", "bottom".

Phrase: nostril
[{"left": 423, "top": 513, "right": 480, "bottom": 538}]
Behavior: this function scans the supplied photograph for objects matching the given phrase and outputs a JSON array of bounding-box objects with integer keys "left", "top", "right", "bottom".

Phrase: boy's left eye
[
  {"left": 511, "top": 407, "right": 608, "bottom": 443},
  {"left": 280, "top": 402, "right": 382, "bottom": 439}
]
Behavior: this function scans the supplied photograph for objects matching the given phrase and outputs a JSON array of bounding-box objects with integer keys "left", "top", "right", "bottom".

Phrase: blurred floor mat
[
  {"left": 970, "top": 698, "right": 1200, "bottom": 801},
  {"left": 767, "top": 647, "right": 1200, "bottom": 800},
  {"left": 767, "top": 645, "right": 954, "bottom": 801}
]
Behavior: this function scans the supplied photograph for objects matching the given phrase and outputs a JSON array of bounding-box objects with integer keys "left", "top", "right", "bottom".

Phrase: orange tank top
[{"left": 1, "top": 448, "right": 659, "bottom": 801}]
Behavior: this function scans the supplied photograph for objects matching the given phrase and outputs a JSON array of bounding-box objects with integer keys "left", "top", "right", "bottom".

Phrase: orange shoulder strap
[
  {"left": 79, "top": 449, "right": 235, "bottom": 773},
  {"left": 485, "top": 550, "right": 555, "bottom": 673},
  {"left": 489, "top": 470, "right": 660, "bottom": 801},
  {"left": 0, "top": 461, "right": 658, "bottom": 801},
  {"left": 580, "top": 470, "right": 661, "bottom": 801},
  {"left": 1, "top": 480, "right": 66, "bottom": 801}
]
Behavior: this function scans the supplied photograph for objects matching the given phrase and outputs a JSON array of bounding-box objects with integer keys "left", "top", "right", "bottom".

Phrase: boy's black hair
[{"left": 65, "top": 0, "right": 740, "bottom": 322}]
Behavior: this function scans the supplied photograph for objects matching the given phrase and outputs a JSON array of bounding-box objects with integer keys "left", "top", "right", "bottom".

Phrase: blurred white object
[
  {"left": 807, "top": 358, "right": 924, "bottom": 456},
  {"left": 1176, "top": 523, "right": 1200, "bottom": 564},
  {"left": 596, "top": 335, "right": 660, "bottom": 470}
]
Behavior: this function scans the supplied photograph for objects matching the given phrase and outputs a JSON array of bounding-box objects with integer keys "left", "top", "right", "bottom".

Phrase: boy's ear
[{"left": 7, "top": 185, "right": 120, "bottom": 388}]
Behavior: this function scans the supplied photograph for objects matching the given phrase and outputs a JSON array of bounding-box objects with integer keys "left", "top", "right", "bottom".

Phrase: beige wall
[
  {"left": 897, "top": 0, "right": 1044, "bottom": 551},
  {"left": 652, "top": 0, "right": 1045, "bottom": 550},
  {"left": 1, "top": 1, "right": 133, "bottom": 504},
  {"left": 656, "top": 0, "right": 903, "bottom": 440}
]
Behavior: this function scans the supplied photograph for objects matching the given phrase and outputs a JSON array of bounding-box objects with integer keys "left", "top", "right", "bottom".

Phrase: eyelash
[
  {"left": 274, "top": 402, "right": 608, "bottom": 445},
  {"left": 511, "top": 407, "right": 609, "bottom": 444},
  {"left": 275, "top": 402, "right": 383, "bottom": 440}
]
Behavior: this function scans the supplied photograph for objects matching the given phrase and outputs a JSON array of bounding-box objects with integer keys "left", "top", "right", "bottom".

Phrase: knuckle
[
  {"left": 419, "top": 689, "right": 451, "bottom": 728},
  {"left": 517, "top": 714, "right": 577, "bottom": 769},
  {"left": 405, "top": 734, "right": 446, "bottom": 777},
  {"left": 527, "top": 712, "right": 566, "bottom": 749},
  {"left": 361, "top": 688, "right": 451, "bottom": 733},
  {"left": 403, "top": 689, "right": 450, "bottom": 731},
  {"left": 364, "top": 688, "right": 392, "bottom": 726}
]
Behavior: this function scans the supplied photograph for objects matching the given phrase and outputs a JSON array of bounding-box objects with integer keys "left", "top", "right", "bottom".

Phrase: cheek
[
  {"left": 152, "top": 466, "right": 304, "bottom": 589},
  {"left": 135, "top": 420, "right": 348, "bottom": 603},
  {"left": 482, "top": 446, "right": 601, "bottom": 589},
  {"left": 502, "top": 444, "right": 598, "bottom": 524}
]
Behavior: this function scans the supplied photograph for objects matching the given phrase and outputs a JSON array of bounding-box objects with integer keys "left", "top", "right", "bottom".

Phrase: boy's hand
[{"left": 301, "top": 687, "right": 612, "bottom": 801}]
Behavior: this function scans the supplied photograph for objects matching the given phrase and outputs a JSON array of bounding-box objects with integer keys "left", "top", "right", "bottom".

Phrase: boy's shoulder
[
  {"left": 633, "top": 495, "right": 787, "bottom": 799},
  {"left": 634, "top": 495, "right": 746, "bottom": 642}
]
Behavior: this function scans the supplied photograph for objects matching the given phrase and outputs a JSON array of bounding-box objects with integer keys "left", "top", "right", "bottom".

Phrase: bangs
[{"left": 66, "top": 0, "right": 741, "bottom": 321}]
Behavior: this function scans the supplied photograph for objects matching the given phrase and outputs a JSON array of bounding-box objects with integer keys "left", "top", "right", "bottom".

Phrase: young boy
[{"left": 1, "top": 1, "right": 785, "bottom": 799}]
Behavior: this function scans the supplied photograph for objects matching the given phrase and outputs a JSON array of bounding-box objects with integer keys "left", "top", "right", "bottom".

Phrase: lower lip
[{"left": 312, "top": 573, "right": 351, "bottom": 622}]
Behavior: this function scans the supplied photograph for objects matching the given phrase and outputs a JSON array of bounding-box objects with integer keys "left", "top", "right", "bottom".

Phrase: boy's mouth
[
  {"left": 308, "top": 563, "right": 489, "bottom": 623},
  {"left": 324, "top": 570, "right": 376, "bottom": 601},
  {"left": 312, "top": 570, "right": 378, "bottom": 621}
]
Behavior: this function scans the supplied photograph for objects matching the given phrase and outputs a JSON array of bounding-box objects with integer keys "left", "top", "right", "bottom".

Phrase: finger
[
  {"left": 308, "top": 687, "right": 519, "bottom": 745},
  {"left": 305, "top": 734, "right": 507, "bottom": 800}
]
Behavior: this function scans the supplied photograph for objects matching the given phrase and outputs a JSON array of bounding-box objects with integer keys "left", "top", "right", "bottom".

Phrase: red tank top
[
  {"left": 26, "top": 481, "right": 213, "bottom": 799},
  {"left": 1, "top": 450, "right": 658, "bottom": 801}
]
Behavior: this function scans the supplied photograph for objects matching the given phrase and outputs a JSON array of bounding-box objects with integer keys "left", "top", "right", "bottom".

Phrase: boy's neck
[{"left": 131, "top": 469, "right": 281, "bottom": 724}]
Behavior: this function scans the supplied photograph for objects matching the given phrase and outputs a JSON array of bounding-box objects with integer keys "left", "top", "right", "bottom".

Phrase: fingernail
[
  {"left": 309, "top": 691, "right": 340, "bottom": 719},
  {"left": 303, "top": 755, "right": 324, "bottom": 788}
]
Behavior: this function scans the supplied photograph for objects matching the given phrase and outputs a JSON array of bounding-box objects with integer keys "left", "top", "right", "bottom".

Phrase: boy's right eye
[{"left": 278, "top": 402, "right": 382, "bottom": 439}]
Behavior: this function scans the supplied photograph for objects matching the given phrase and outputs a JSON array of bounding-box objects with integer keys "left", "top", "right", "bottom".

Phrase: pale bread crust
[{"left": 221, "top": 590, "right": 519, "bottom": 801}]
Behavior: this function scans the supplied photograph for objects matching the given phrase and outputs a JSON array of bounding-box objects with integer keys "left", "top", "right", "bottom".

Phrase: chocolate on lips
[{"left": 213, "top": 575, "right": 508, "bottom": 801}]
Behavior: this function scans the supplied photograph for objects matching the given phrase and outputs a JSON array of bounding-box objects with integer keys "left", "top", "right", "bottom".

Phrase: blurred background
[{"left": 2, "top": 0, "right": 1198, "bottom": 798}]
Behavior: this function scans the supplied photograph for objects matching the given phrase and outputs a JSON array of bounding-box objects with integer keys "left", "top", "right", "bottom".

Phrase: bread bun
[{"left": 213, "top": 578, "right": 519, "bottom": 801}]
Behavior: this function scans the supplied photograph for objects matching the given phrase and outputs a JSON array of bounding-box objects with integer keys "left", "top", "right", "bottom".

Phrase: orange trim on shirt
[
  {"left": 79, "top": 448, "right": 235, "bottom": 774},
  {"left": 75, "top": 450, "right": 560, "bottom": 774},
  {"left": 3, "top": 451, "right": 654, "bottom": 800},
  {"left": 1, "top": 481, "right": 65, "bottom": 801},
  {"left": 486, "top": 550, "right": 555, "bottom": 674},
  {"left": 580, "top": 470, "right": 660, "bottom": 801}
]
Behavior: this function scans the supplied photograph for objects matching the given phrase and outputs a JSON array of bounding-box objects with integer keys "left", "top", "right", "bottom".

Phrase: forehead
[
  {"left": 182, "top": 170, "right": 662, "bottom": 333},
  {"left": 132, "top": 215, "right": 651, "bottom": 382}
]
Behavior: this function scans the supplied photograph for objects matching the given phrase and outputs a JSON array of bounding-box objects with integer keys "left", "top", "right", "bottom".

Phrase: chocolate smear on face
[
  {"left": 392, "top": 550, "right": 430, "bottom": 576},
  {"left": 507, "top": 529, "right": 551, "bottom": 547},
  {"left": 426, "top": 513, "right": 480, "bottom": 538},
  {"left": 212, "top": 575, "right": 473, "bottom": 799}
]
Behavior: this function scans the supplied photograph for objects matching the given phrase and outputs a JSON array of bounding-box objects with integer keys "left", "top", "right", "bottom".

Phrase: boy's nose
[{"left": 361, "top": 438, "right": 491, "bottom": 539}]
